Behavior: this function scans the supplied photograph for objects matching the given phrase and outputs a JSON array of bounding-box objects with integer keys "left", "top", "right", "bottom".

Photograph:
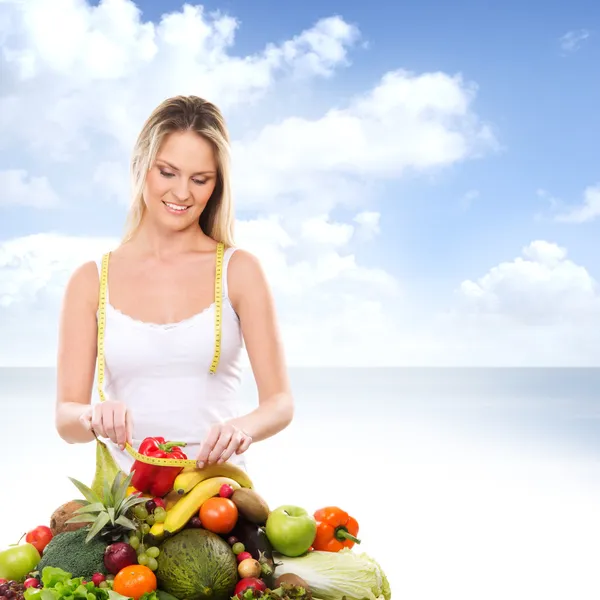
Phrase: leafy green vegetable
[
  {"left": 24, "top": 567, "right": 110, "bottom": 600},
  {"left": 235, "top": 585, "right": 311, "bottom": 600},
  {"left": 24, "top": 568, "right": 159, "bottom": 600},
  {"left": 272, "top": 549, "right": 391, "bottom": 600}
]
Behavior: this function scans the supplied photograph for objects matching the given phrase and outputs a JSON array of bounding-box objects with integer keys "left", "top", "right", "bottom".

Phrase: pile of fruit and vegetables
[{"left": 0, "top": 438, "right": 391, "bottom": 600}]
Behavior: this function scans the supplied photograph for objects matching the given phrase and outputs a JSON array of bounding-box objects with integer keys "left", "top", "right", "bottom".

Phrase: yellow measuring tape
[{"left": 95, "top": 242, "right": 225, "bottom": 467}]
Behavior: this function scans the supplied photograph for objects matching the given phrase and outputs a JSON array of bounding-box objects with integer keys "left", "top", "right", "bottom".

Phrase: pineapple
[{"left": 66, "top": 471, "right": 147, "bottom": 543}]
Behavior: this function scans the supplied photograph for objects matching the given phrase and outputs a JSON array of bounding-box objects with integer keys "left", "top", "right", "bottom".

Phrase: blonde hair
[{"left": 123, "top": 95, "right": 235, "bottom": 246}]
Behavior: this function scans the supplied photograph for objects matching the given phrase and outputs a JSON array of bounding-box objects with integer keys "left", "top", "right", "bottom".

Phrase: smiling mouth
[{"left": 163, "top": 201, "right": 190, "bottom": 213}]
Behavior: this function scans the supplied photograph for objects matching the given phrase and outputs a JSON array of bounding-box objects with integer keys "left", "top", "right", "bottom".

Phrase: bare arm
[
  {"left": 227, "top": 250, "right": 294, "bottom": 442},
  {"left": 55, "top": 261, "right": 100, "bottom": 444}
]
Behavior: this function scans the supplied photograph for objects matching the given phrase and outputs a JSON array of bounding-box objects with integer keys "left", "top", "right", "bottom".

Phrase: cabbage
[{"left": 273, "top": 549, "right": 391, "bottom": 600}]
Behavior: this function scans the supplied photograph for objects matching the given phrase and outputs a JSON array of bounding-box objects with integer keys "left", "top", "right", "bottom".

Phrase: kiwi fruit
[
  {"left": 231, "top": 488, "right": 270, "bottom": 524},
  {"left": 49, "top": 500, "right": 86, "bottom": 535},
  {"left": 274, "top": 573, "right": 311, "bottom": 590}
]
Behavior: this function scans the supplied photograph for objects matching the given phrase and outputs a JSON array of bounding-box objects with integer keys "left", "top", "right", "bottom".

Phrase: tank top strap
[{"left": 221, "top": 246, "right": 238, "bottom": 300}]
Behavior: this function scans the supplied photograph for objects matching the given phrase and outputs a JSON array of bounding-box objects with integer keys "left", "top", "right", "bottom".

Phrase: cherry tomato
[{"left": 199, "top": 497, "right": 238, "bottom": 534}]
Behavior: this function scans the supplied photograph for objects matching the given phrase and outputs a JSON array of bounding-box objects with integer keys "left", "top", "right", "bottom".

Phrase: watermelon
[{"left": 156, "top": 528, "right": 238, "bottom": 600}]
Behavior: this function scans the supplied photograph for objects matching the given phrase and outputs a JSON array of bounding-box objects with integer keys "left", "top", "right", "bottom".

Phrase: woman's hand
[
  {"left": 80, "top": 400, "right": 132, "bottom": 450},
  {"left": 196, "top": 422, "right": 252, "bottom": 468}
]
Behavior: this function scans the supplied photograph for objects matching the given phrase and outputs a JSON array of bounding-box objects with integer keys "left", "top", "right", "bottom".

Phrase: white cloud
[
  {"left": 354, "top": 210, "right": 380, "bottom": 231},
  {"left": 559, "top": 29, "right": 591, "bottom": 53},
  {"left": 301, "top": 214, "right": 354, "bottom": 246},
  {"left": 553, "top": 184, "right": 600, "bottom": 223},
  {"left": 0, "top": 1, "right": 361, "bottom": 160},
  {"left": 423, "top": 240, "right": 600, "bottom": 366},
  {"left": 0, "top": 169, "right": 60, "bottom": 207},
  {"left": 458, "top": 240, "right": 598, "bottom": 324},
  {"left": 233, "top": 69, "right": 496, "bottom": 210}
]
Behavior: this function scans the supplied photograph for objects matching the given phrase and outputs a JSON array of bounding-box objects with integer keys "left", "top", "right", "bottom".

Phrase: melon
[{"left": 156, "top": 528, "right": 238, "bottom": 600}]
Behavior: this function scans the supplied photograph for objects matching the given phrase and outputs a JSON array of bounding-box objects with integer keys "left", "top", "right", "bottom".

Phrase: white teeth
[{"left": 165, "top": 202, "right": 188, "bottom": 212}]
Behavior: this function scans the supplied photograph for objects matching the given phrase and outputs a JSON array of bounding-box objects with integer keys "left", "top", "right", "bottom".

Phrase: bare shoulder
[
  {"left": 227, "top": 249, "right": 271, "bottom": 308},
  {"left": 228, "top": 248, "right": 265, "bottom": 280},
  {"left": 62, "top": 260, "right": 100, "bottom": 310}
]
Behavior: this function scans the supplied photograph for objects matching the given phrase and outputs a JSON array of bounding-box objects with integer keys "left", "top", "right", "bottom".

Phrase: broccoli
[{"left": 36, "top": 528, "right": 107, "bottom": 579}]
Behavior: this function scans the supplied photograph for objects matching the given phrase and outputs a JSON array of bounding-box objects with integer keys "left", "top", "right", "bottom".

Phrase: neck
[{"left": 128, "top": 218, "right": 209, "bottom": 258}]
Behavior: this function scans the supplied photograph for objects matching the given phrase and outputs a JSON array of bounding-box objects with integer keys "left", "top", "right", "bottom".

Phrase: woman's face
[{"left": 143, "top": 130, "right": 218, "bottom": 233}]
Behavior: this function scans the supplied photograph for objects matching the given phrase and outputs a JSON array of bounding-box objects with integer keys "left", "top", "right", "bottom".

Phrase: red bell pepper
[{"left": 130, "top": 437, "right": 188, "bottom": 497}]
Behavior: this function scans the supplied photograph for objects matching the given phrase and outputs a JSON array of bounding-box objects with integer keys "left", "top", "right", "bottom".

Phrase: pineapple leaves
[
  {"left": 67, "top": 471, "right": 147, "bottom": 543},
  {"left": 103, "top": 477, "right": 114, "bottom": 507},
  {"left": 85, "top": 512, "right": 110, "bottom": 543},
  {"left": 112, "top": 471, "right": 134, "bottom": 513},
  {"left": 65, "top": 513, "right": 97, "bottom": 524},
  {"left": 73, "top": 502, "right": 106, "bottom": 515},
  {"left": 120, "top": 493, "right": 148, "bottom": 513},
  {"left": 115, "top": 515, "right": 138, "bottom": 531},
  {"left": 68, "top": 477, "right": 102, "bottom": 505}
]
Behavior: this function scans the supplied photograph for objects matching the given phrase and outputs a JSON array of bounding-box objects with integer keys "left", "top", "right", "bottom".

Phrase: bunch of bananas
[{"left": 148, "top": 462, "right": 253, "bottom": 540}]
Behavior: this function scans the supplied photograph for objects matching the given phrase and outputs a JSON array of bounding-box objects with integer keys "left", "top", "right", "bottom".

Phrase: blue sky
[
  {"left": 0, "top": 0, "right": 599, "bottom": 366},
  {"left": 8, "top": 0, "right": 599, "bottom": 276}
]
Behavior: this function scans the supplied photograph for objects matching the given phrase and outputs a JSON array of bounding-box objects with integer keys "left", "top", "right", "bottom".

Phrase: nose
[{"left": 171, "top": 177, "right": 191, "bottom": 202}]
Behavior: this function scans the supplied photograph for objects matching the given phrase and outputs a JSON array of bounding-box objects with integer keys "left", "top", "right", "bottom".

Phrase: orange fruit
[
  {"left": 113, "top": 565, "right": 157, "bottom": 600},
  {"left": 199, "top": 496, "right": 238, "bottom": 534}
]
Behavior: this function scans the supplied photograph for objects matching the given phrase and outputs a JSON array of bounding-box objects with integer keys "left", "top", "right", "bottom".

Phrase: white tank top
[{"left": 94, "top": 247, "right": 246, "bottom": 473}]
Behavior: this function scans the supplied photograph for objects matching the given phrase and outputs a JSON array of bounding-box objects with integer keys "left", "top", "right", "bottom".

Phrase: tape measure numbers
[{"left": 95, "top": 242, "right": 226, "bottom": 467}]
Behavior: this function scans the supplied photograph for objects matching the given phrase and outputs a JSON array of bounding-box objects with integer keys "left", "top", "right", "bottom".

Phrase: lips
[{"left": 163, "top": 201, "right": 190, "bottom": 213}]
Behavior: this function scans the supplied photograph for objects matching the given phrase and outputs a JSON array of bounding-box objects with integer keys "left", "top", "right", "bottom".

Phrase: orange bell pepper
[{"left": 312, "top": 506, "right": 361, "bottom": 552}]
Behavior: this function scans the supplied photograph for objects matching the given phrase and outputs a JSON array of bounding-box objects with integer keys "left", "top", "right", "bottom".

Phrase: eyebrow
[{"left": 157, "top": 159, "right": 216, "bottom": 176}]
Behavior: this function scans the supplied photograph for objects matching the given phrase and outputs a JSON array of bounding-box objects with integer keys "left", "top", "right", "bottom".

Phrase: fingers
[
  {"left": 208, "top": 429, "right": 234, "bottom": 465},
  {"left": 197, "top": 425, "right": 253, "bottom": 467},
  {"left": 236, "top": 433, "right": 253, "bottom": 455},
  {"left": 90, "top": 401, "right": 130, "bottom": 449},
  {"left": 110, "top": 403, "right": 128, "bottom": 449},
  {"left": 196, "top": 425, "right": 221, "bottom": 468},
  {"left": 91, "top": 403, "right": 108, "bottom": 439},
  {"left": 218, "top": 430, "right": 243, "bottom": 464}
]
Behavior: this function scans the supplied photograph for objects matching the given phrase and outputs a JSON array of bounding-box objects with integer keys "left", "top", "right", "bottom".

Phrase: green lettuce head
[{"left": 273, "top": 548, "right": 391, "bottom": 600}]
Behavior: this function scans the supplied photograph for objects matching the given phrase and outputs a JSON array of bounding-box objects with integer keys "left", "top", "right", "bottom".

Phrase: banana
[
  {"left": 148, "top": 522, "right": 165, "bottom": 543},
  {"left": 164, "top": 476, "right": 241, "bottom": 535},
  {"left": 173, "top": 463, "right": 253, "bottom": 495}
]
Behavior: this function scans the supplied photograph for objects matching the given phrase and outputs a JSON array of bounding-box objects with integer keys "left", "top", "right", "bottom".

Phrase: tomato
[
  {"left": 112, "top": 565, "right": 157, "bottom": 600},
  {"left": 25, "top": 526, "right": 53, "bottom": 554},
  {"left": 199, "top": 497, "right": 238, "bottom": 534}
]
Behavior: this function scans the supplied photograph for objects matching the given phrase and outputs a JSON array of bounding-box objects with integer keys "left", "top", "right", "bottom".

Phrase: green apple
[
  {"left": 0, "top": 543, "right": 41, "bottom": 582},
  {"left": 265, "top": 505, "right": 317, "bottom": 557}
]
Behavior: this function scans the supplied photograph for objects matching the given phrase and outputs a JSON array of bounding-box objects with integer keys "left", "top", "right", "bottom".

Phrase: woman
[{"left": 55, "top": 95, "right": 294, "bottom": 491}]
